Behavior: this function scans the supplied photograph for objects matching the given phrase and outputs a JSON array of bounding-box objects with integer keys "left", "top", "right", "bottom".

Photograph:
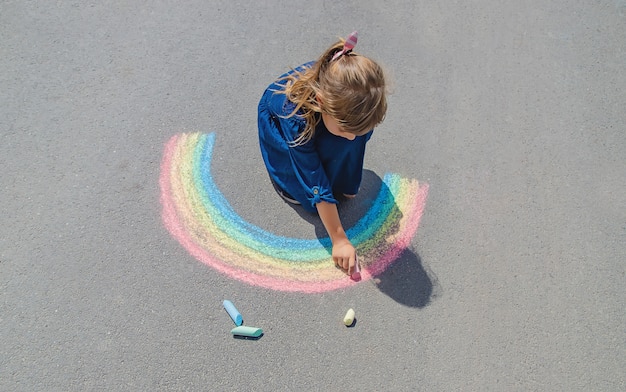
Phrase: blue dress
[{"left": 258, "top": 62, "right": 373, "bottom": 213}]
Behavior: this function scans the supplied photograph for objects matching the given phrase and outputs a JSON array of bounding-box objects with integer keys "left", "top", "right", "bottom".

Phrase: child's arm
[{"left": 316, "top": 201, "right": 357, "bottom": 274}]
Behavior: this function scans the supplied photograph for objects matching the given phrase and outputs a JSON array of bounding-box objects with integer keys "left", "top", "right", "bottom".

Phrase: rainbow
[{"left": 159, "top": 133, "right": 428, "bottom": 293}]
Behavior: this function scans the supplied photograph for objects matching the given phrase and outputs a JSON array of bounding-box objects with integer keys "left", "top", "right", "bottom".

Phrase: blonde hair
[{"left": 277, "top": 38, "right": 387, "bottom": 146}]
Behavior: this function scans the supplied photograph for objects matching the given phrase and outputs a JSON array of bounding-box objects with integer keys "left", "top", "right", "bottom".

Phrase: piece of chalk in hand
[
  {"left": 343, "top": 308, "right": 355, "bottom": 326},
  {"left": 223, "top": 300, "right": 243, "bottom": 326},
  {"left": 231, "top": 326, "right": 263, "bottom": 338}
]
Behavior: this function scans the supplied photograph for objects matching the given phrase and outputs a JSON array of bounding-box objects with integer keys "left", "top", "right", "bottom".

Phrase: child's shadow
[
  {"left": 371, "top": 249, "right": 434, "bottom": 308},
  {"left": 289, "top": 170, "right": 434, "bottom": 308}
]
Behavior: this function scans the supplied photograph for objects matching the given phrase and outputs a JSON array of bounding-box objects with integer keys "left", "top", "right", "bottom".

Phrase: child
[{"left": 257, "top": 31, "right": 387, "bottom": 275}]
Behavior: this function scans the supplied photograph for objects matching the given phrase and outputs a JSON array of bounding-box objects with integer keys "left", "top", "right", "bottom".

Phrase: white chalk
[{"left": 343, "top": 308, "right": 355, "bottom": 326}]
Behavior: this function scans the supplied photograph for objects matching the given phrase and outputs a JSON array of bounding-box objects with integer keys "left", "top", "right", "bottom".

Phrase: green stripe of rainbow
[{"left": 159, "top": 133, "right": 428, "bottom": 293}]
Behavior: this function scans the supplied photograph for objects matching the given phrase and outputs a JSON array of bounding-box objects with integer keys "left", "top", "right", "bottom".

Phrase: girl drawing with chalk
[{"left": 257, "top": 31, "right": 388, "bottom": 277}]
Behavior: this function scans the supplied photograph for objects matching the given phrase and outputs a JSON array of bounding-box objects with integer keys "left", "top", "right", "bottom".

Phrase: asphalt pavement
[{"left": 1, "top": 1, "right": 625, "bottom": 391}]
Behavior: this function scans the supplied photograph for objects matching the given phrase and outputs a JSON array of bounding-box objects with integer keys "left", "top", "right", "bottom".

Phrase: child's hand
[{"left": 332, "top": 239, "right": 357, "bottom": 275}]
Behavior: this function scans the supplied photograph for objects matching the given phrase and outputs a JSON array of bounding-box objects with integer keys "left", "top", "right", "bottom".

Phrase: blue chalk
[{"left": 223, "top": 300, "right": 243, "bottom": 326}]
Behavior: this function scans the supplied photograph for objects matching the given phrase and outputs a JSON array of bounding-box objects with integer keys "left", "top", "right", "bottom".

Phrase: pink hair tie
[{"left": 331, "top": 31, "right": 358, "bottom": 61}]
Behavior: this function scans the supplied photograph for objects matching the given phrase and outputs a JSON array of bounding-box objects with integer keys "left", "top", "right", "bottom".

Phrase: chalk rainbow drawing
[{"left": 160, "top": 132, "right": 428, "bottom": 293}]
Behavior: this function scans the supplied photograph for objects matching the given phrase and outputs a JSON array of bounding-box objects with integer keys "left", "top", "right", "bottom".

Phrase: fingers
[
  {"left": 334, "top": 256, "right": 356, "bottom": 274},
  {"left": 337, "top": 258, "right": 349, "bottom": 271},
  {"left": 347, "top": 257, "right": 355, "bottom": 275},
  {"left": 334, "top": 257, "right": 350, "bottom": 272}
]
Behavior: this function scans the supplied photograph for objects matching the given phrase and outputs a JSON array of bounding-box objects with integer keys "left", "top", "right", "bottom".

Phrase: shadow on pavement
[
  {"left": 373, "top": 249, "right": 433, "bottom": 308},
  {"left": 285, "top": 170, "right": 434, "bottom": 307}
]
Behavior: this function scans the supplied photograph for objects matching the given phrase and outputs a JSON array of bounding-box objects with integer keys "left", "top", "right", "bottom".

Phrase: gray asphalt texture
[{"left": 1, "top": 1, "right": 625, "bottom": 391}]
